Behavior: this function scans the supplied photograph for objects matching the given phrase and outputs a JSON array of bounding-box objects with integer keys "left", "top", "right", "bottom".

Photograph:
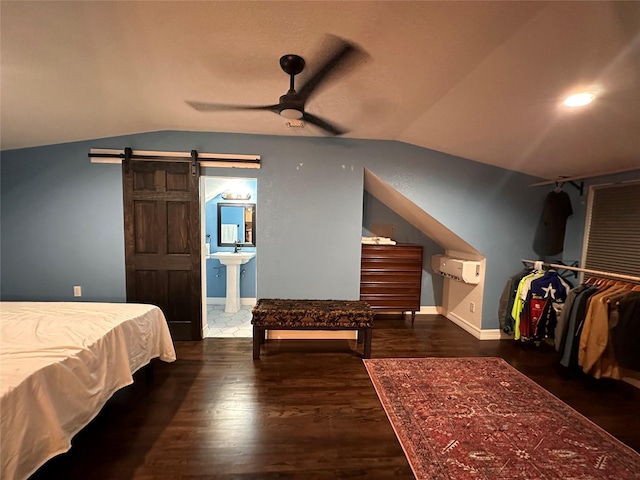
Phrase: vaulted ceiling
[{"left": 2, "top": 1, "right": 639, "bottom": 179}]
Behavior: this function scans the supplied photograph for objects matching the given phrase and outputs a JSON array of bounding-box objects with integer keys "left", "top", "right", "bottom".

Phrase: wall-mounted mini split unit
[{"left": 431, "top": 255, "right": 481, "bottom": 284}]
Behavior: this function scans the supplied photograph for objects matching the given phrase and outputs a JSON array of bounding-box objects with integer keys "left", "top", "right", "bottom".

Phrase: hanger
[
  {"left": 554, "top": 181, "right": 564, "bottom": 193},
  {"left": 610, "top": 283, "right": 640, "bottom": 305},
  {"left": 594, "top": 277, "right": 614, "bottom": 287},
  {"left": 606, "top": 283, "right": 634, "bottom": 302}
]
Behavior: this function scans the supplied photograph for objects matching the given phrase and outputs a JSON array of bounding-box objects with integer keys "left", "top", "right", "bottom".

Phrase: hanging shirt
[
  {"left": 529, "top": 270, "right": 569, "bottom": 304},
  {"left": 498, "top": 268, "right": 531, "bottom": 335},
  {"left": 560, "top": 286, "right": 598, "bottom": 368},
  {"left": 610, "top": 291, "right": 640, "bottom": 371},
  {"left": 555, "top": 284, "right": 589, "bottom": 351},
  {"left": 511, "top": 271, "right": 543, "bottom": 340},
  {"left": 526, "top": 270, "right": 568, "bottom": 340},
  {"left": 542, "top": 190, "right": 573, "bottom": 256},
  {"left": 578, "top": 284, "right": 629, "bottom": 379}
]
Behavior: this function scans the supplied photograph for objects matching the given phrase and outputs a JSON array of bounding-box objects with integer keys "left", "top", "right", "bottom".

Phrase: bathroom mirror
[{"left": 217, "top": 203, "right": 256, "bottom": 247}]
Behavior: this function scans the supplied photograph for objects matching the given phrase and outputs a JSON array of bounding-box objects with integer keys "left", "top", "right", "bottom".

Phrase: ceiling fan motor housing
[
  {"left": 279, "top": 54, "right": 305, "bottom": 76},
  {"left": 279, "top": 93, "right": 304, "bottom": 119}
]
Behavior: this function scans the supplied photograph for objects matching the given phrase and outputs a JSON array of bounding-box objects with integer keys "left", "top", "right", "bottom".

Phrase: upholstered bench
[{"left": 251, "top": 299, "right": 374, "bottom": 360}]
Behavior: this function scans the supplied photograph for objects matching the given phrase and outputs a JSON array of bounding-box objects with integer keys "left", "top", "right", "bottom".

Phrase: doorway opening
[{"left": 201, "top": 176, "right": 257, "bottom": 338}]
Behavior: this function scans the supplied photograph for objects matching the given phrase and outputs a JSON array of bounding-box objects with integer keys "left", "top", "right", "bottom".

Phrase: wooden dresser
[{"left": 360, "top": 243, "right": 423, "bottom": 322}]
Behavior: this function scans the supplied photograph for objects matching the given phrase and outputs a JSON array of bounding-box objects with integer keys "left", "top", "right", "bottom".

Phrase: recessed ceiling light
[{"left": 563, "top": 92, "right": 596, "bottom": 107}]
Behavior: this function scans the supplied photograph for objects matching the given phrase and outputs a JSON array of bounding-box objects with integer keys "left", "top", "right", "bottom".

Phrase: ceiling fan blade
[
  {"left": 297, "top": 35, "right": 367, "bottom": 103},
  {"left": 302, "top": 112, "right": 347, "bottom": 136},
  {"left": 186, "top": 100, "right": 279, "bottom": 114}
]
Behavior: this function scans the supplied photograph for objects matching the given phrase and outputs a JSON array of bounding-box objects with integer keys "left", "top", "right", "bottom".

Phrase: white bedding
[{"left": 0, "top": 302, "right": 177, "bottom": 480}]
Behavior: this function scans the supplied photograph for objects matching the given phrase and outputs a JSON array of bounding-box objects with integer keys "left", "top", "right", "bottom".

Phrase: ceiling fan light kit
[
  {"left": 187, "top": 35, "right": 366, "bottom": 136},
  {"left": 280, "top": 108, "right": 303, "bottom": 119}
]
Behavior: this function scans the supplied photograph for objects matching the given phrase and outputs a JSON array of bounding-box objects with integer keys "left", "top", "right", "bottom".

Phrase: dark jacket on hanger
[
  {"left": 561, "top": 286, "right": 598, "bottom": 368},
  {"left": 610, "top": 291, "right": 640, "bottom": 371},
  {"left": 498, "top": 268, "right": 531, "bottom": 335}
]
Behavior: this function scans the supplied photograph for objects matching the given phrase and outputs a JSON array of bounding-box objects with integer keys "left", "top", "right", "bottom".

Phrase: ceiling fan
[{"left": 186, "top": 35, "right": 367, "bottom": 136}]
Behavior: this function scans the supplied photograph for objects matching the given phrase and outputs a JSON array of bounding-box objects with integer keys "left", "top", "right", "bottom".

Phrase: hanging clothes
[
  {"left": 511, "top": 270, "right": 544, "bottom": 340},
  {"left": 578, "top": 283, "right": 629, "bottom": 379},
  {"left": 542, "top": 189, "right": 573, "bottom": 256},
  {"left": 498, "top": 267, "right": 531, "bottom": 335},
  {"left": 556, "top": 280, "right": 640, "bottom": 379},
  {"left": 528, "top": 269, "right": 570, "bottom": 341},
  {"left": 505, "top": 265, "right": 569, "bottom": 342},
  {"left": 559, "top": 285, "right": 598, "bottom": 369},
  {"left": 610, "top": 291, "right": 640, "bottom": 371},
  {"left": 555, "top": 283, "right": 590, "bottom": 351},
  {"left": 504, "top": 261, "right": 640, "bottom": 380},
  {"left": 521, "top": 269, "right": 569, "bottom": 341}
]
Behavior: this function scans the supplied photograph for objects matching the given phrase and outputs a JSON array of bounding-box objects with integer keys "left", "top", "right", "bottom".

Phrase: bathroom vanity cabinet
[{"left": 360, "top": 244, "right": 423, "bottom": 323}]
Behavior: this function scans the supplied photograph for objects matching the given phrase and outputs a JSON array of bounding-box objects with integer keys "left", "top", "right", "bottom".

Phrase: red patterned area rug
[{"left": 364, "top": 357, "right": 640, "bottom": 479}]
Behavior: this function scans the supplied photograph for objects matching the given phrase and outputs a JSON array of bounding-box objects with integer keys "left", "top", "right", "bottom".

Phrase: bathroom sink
[
  {"left": 209, "top": 251, "right": 255, "bottom": 266},
  {"left": 208, "top": 252, "right": 256, "bottom": 313}
]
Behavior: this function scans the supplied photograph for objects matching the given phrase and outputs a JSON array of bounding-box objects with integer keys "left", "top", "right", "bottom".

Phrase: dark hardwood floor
[{"left": 31, "top": 315, "right": 640, "bottom": 479}]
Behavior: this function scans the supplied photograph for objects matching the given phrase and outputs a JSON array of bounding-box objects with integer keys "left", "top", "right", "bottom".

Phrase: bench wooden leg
[
  {"left": 253, "top": 326, "right": 263, "bottom": 360},
  {"left": 357, "top": 329, "right": 364, "bottom": 345},
  {"left": 363, "top": 327, "right": 372, "bottom": 358}
]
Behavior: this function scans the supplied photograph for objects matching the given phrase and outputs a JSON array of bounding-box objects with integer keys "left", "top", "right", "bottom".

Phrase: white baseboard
[
  {"left": 207, "top": 297, "right": 256, "bottom": 306},
  {"left": 446, "top": 312, "right": 501, "bottom": 340},
  {"left": 418, "top": 306, "right": 443, "bottom": 315},
  {"left": 478, "top": 329, "right": 502, "bottom": 340}
]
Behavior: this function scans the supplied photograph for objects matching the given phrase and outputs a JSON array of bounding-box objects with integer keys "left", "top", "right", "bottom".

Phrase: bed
[{"left": 0, "top": 302, "right": 177, "bottom": 480}]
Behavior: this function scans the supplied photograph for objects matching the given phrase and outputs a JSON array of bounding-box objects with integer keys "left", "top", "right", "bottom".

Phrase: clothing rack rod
[{"left": 521, "top": 259, "right": 640, "bottom": 283}]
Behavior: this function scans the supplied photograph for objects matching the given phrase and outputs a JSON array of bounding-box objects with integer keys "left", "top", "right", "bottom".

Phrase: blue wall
[
  {"left": 362, "top": 191, "right": 445, "bottom": 306},
  {"left": 0, "top": 141, "right": 126, "bottom": 302},
  {"left": 2, "top": 129, "right": 585, "bottom": 329}
]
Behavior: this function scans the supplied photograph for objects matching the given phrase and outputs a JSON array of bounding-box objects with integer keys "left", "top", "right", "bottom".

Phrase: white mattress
[{"left": 0, "top": 302, "right": 177, "bottom": 480}]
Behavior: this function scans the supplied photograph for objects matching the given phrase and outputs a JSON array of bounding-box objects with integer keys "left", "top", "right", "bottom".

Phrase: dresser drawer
[
  {"left": 360, "top": 257, "right": 422, "bottom": 271},
  {"left": 360, "top": 284, "right": 422, "bottom": 295},
  {"left": 361, "top": 294, "right": 421, "bottom": 311},
  {"left": 361, "top": 245, "right": 422, "bottom": 259},
  {"left": 361, "top": 270, "right": 422, "bottom": 284},
  {"left": 360, "top": 244, "right": 423, "bottom": 317}
]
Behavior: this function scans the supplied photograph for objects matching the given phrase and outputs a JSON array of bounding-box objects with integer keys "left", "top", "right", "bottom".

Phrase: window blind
[{"left": 584, "top": 181, "right": 640, "bottom": 276}]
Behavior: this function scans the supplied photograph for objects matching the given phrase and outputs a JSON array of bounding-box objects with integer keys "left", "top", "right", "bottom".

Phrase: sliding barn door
[{"left": 123, "top": 160, "right": 201, "bottom": 340}]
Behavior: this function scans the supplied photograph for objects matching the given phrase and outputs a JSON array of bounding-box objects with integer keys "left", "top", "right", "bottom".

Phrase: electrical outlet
[
  {"left": 73, "top": 286, "right": 82, "bottom": 297},
  {"left": 470, "top": 302, "right": 475, "bottom": 313}
]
